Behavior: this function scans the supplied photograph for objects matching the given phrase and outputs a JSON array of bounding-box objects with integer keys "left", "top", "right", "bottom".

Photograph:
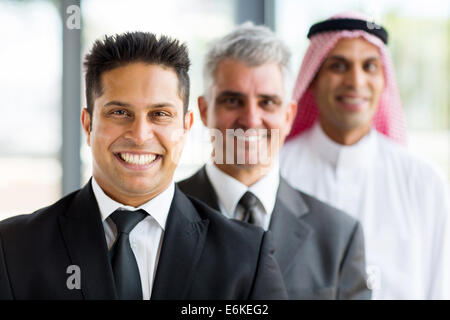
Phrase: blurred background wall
[{"left": 0, "top": 0, "right": 448, "bottom": 219}]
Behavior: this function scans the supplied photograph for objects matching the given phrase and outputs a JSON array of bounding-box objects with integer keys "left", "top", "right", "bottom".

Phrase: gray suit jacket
[{"left": 178, "top": 166, "right": 371, "bottom": 299}]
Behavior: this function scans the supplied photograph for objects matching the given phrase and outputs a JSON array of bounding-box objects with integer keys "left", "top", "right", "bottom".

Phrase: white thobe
[{"left": 280, "top": 123, "right": 450, "bottom": 300}]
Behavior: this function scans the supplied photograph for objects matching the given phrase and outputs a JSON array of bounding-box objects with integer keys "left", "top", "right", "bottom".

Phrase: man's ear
[
  {"left": 197, "top": 96, "right": 209, "bottom": 127},
  {"left": 81, "top": 108, "right": 91, "bottom": 146},
  {"left": 184, "top": 110, "right": 194, "bottom": 132},
  {"left": 285, "top": 99, "right": 298, "bottom": 132}
]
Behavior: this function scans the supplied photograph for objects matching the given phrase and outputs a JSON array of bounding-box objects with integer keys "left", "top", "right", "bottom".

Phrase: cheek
[
  {"left": 261, "top": 115, "right": 285, "bottom": 141},
  {"left": 155, "top": 126, "right": 186, "bottom": 157},
  {"left": 377, "top": 78, "right": 385, "bottom": 95},
  {"left": 265, "top": 113, "right": 283, "bottom": 129},
  {"left": 90, "top": 122, "right": 125, "bottom": 154},
  {"left": 371, "top": 77, "right": 385, "bottom": 101},
  {"left": 91, "top": 124, "right": 119, "bottom": 146},
  {"left": 315, "top": 77, "right": 335, "bottom": 101},
  {"left": 213, "top": 109, "right": 238, "bottom": 129},
  {"left": 326, "top": 76, "right": 342, "bottom": 93}
]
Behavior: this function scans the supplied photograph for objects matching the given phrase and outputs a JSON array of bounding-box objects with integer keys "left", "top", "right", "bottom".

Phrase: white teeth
[
  {"left": 236, "top": 135, "right": 262, "bottom": 142},
  {"left": 341, "top": 97, "right": 366, "bottom": 104},
  {"left": 119, "top": 153, "right": 156, "bottom": 165}
]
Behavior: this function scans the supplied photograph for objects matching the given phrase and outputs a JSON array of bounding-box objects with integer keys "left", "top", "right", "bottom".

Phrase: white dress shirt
[
  {"left": 281, "top": 122, "right": 450, "bottom": 299},
  {"left": 205, "top": 160, "right": 280, "bottom": 230},
  {"left": 91, "top": 177, "right": 174, "bottom": 300}
]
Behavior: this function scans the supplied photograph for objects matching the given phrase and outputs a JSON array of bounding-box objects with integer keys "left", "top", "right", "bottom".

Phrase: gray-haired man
[{"left": 178, "top": 23, "right": 371, "bottom": 299}]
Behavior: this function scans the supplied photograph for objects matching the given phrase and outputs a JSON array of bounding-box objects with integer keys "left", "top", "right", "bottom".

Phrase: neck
[
  {"left": 214, "top": 163, "right": 271, "bottom": 187},
  {"left": 319, "top": 120, "right": 371, "bottom": 146},
  {"left": 107, "top": 193, "right": 155, "bottom": 208},
  {"left": 94, "top": 176, "right": 169, "bottom": 207}
]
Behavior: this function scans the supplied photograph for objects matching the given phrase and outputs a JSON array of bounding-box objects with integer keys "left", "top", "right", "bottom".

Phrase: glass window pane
[{"left": 0, "top": 1, "right": 62, "bottom": 219}]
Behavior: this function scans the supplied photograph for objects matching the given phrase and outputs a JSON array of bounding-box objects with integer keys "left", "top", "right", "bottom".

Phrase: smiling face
[
  {"left": 313, "top": 37, "right": 385, "bottom": 145},
  {"left": 199, "top": 58, "right": 296, "bottom": 181},
  {"left": 81, "top": 62, "right": 192, "bottom": 206}
]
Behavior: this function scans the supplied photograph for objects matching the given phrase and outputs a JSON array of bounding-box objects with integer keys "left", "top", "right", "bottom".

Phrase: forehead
[
  {"left": 213, "top": 59, "right": 284, "bottom": 95},
  {"left": 100, "top": 62, "right": 181, "bottom": 103},
  {"left": 327, "top": 37, "right": 381, "bottom": 60}
]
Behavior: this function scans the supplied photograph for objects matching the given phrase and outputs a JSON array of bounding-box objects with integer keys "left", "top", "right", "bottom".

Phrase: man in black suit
[
  {"left": 0, "top": 32, "right": 287, "bottom": 300},
  {"left": 178, "top": 23, "right": 371, "bottom": 299}
]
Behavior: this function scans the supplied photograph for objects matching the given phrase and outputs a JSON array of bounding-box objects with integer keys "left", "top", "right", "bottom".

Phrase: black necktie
[
  {"left": 238, "top": 191, "right": 261, "bottom": 227},
  {"left": 109, "top": 209, "right": 147, "bottom": 300}
]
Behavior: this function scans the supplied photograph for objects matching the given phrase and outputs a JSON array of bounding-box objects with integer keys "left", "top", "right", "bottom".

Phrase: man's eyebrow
[
  {"left": 103, "top": 100, "right": 176, "bottom": 108},
  {"left": 216, "top": 91, "right": 282, "bottom": 102},
  {"left": 364, "top": 56, "right": 381, "bottom": 62},
  {"left": 216, "top": 91, "right": 246, "bottom": 98},
  {"left": 258, "top": 94, "right": 282, "bottom": 101},
  {"left": 103, "top": 100, "right": 132, "bottom": 108},
  {"left": 327, "top": 55, "right": 381, "bottom": 62},
  {"left": 327, "top": 55, "right": 349, "bottom": 62},
  {"left": 151, "top": 102, "right": 177, "bottom": 108}
]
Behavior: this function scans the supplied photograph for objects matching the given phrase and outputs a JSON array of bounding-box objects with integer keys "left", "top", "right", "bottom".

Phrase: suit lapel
[
  {"left": 178, "top": 166, "right": 220, "bottom": 211},
  {"left": 58, "top": 180, "right": 117, "bottom": 299},
  {"left": 269, "top": 178, "right": 313, "bottom": 274},
  {"left": 181, "top": 168, "right": 314, "bottom": 275},
  {"left": 151, "top": 186, "right": 209, "bottom": 299}
]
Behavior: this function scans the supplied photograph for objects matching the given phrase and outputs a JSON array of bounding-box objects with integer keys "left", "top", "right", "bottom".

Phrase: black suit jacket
[
  {"left": 178, "top": 166, "right": 371, "bottom": 299},
  {"left": 0, "top": 180, "right": 287, "bottom": 300}
]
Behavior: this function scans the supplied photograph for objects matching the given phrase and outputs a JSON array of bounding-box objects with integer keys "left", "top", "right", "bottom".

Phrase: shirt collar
[
  {"left": 205, "top": 160, "right": 280, "bottom": 218},
  {"left": 91, "top": 177, "right": 174, "bottom": 230},
  {"left": 311, "top": 122, "right": 377, "bottom": 170}
]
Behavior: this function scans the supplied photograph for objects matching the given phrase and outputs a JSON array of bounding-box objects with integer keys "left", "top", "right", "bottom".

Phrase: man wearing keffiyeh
[{"left": 281, "top": 12, "right": 450, "bottom": 299}]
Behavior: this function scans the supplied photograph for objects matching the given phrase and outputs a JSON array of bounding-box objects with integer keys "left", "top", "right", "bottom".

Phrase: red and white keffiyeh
[{"left": 287, "top": 12, "right": 407, "bottom": 144}]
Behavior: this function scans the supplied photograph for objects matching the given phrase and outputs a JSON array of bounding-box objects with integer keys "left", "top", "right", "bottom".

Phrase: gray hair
[{"left": 203, "top": 22, "right": 292, "bottom": 102}]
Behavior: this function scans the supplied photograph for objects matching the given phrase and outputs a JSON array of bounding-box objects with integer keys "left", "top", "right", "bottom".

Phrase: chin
[
  {"left": 237, "top": 156, "right": 273, "bottom": 168},
  {"left": 233, "top": 163, "right": 259, "bottom": 170},
  {"left": 122, "top": 178, "right": 159, "bottom": 194}
]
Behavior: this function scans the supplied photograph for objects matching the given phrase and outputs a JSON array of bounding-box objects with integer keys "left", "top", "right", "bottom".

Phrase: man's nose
[
  {"left": 344, "top": 65, "right": 366, "bottom": 89},
  {"left": 238, "top": 99, "right": 263, "bottom": 129},
  {"left": 127, "top": 115, "right": 154, "bottom": 145}
]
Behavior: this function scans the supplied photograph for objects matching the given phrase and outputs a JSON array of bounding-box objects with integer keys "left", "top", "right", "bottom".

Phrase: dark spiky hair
[{"left": 84, "top": 31, "right": 190, "bottom": 115}]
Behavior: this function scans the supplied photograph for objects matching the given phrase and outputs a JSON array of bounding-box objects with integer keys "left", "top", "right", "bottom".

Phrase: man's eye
[
  {"left": 260, "top": 99, "right": 275, "bottom": 107},
  {"left": 151, "top": 110, "right": 175, "bottom": 121},
  {"left": 216, "top": 95, "right": 244, "bottom": 109},
  {"left": 364, "top": 62, "right": 379, "bottom": 73},
  {"left": 224, "top": 97, "right": 240, "bottom": 105},
  {"left": 330, "top": 62, "right": 347, "bottom": 72},
  {"left": 111, "top": 110, "right": 129, "bottom": 116},
  {"left": 218, "top": 97, "right": 243, "bottom": 107},
  {"left": 153, "top": 111, "right": 170, "bottom": 117}
]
